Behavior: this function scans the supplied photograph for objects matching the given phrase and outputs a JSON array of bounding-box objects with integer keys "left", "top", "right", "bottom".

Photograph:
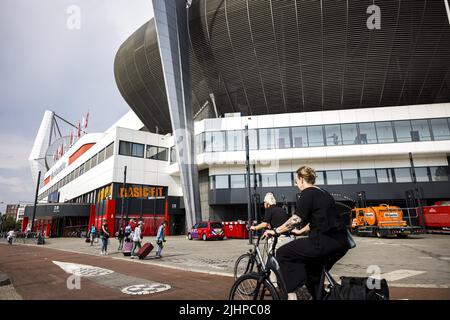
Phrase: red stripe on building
[
  {"left": 43, "top": 176, "right": 51, "bottom": 185},
  {"left": 68, "top": 143, "right": 95, "bottom": 165}
]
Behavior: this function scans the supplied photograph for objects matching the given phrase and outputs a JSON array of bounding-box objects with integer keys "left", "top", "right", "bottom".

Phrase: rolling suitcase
[
  {"left": 137, "top": 242, "right": 154, "bottom": 260},
  {"left": 122, "top": 240, "right": 133, "bottom": 256}
]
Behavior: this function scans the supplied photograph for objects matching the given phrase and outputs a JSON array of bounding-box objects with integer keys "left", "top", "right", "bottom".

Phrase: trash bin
[{"left": 223, "top": 221, "right": 249, "bottom": 239}]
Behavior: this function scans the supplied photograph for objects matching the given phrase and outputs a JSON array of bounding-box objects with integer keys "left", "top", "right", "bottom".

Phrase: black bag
[
  {"left": 85, "top": 238, "right": 91, "bottom": 243},
  {"left": 326, "top": 277, "right": 389, "bottom": 300}
]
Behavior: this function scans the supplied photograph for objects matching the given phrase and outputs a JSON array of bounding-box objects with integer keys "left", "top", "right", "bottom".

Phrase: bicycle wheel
[
  {"left": 234, "top": 253, "right": 256, "bottom": 280},
  {"left": 229, "top": 273, "right": 280, "bottom": 300}
]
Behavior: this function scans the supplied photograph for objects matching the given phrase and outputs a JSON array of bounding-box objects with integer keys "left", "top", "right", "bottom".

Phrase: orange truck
[{"left": 351, "top": 204, "right": 423, "bottom": 238}]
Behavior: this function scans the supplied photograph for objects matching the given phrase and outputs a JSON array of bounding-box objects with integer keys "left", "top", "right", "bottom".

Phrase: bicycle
[
  {"left": 229, "top": 234, "right": 338, "bottom": 300},
  {"left": 233, "top": 232, "right": 268, "bottom": 281}
]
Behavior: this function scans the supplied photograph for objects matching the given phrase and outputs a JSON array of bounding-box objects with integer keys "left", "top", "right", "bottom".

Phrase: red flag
[
  {"left": 83, "top": 112, "right": 89, "bottom": 129},
  {"left": 77, "top": 121, "right": 81, "bottom": 138}
]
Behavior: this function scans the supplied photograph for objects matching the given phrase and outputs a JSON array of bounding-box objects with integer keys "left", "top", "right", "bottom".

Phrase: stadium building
[{"left": 28, "top": 0, "right": 450, "bottom": 236}]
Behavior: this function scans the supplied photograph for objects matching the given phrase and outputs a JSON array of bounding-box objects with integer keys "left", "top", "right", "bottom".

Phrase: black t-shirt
[
  {"left": 296, "top": 187, "right": 342, "bottom": 237},
  {"left": 263, "top": 205, "right": 289, "bottom": 233}
]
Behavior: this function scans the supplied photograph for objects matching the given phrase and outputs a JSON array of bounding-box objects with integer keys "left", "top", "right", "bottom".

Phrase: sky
[{"left": 0, "top": 0, "right": 154, "bottom": 213}]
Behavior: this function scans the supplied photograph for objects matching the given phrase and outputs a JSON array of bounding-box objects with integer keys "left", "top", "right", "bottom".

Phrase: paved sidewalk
[{"left": 2, "top": 233, "right": 450, "bottom": 290}]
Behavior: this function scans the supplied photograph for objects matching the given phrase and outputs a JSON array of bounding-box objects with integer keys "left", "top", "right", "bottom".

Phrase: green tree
[{"left": 0, "top": 215, "right": 18, "bottom": 232}]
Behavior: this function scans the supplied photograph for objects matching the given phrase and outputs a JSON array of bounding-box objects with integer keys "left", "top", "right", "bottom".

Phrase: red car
[{"left": 187, "top": 221, "right": 224, "bottom": 241}]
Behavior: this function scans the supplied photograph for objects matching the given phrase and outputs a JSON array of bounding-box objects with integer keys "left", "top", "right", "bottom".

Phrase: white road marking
[
  {"left": 373, "top": 270, "right": 426, "bottom": 282},
  {"left": 121, "top": 283, "right": 171, "bottom": 295},
  {"left": 419, "top": 256, "right": 434, "bottom": 259},
  {"left": 439, "top": 257, "right": 450, "bottom": 261},
  {"left": 52, "top": 261, "right": 114, "bottom": 277}
]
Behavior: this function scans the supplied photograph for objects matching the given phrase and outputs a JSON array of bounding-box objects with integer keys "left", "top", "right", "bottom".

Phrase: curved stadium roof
[{"left": 114, "top": 0, "right": 450, "bottom": 134}]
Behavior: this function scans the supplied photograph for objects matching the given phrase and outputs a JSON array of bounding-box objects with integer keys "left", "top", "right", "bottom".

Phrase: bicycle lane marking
[{"left": 53, "top": 261, "right": 171, "bottom": 296}]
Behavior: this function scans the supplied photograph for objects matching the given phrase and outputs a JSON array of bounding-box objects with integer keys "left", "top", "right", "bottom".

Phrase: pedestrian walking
[
  {"left": 6, "top": 229, "right": 15, "bottom": 245},
  {"left": 131, "top": 221, "right": 143, "bottom": 258},
  {"left": 155, "top": 221, "right": 167, "bottom": 259},
  {"left": 89, "top": 224, "right": 97, "bottom": 246},
  {"left": 100, "top": 219, "right": 110, "bottom": 255},
  {"left": 117, "top": 226, "right": 125, "bottom": 250}
]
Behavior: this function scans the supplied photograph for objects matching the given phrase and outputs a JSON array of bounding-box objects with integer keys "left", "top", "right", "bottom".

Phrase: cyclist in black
[{"left": 264, "top": 165, "right": 350, "bottom": 300}]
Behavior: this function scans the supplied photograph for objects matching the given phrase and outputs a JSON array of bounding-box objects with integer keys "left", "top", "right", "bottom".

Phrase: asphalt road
[{"left": 1, "top": 242, "right": 450, "bottom": 300}]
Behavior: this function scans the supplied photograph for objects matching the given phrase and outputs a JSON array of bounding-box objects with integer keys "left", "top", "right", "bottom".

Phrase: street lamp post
[
  {"left": 31, "top": 171, "right": 41, "bottom": 233},
  {"left": 245, "top": 125, "right": 252, "bottom": 244}
]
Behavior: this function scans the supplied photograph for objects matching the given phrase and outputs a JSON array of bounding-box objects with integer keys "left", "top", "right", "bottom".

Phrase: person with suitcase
[
  {"left": 131, "top": 221, "right": 143, "bottom": 259},
  {"left": 155, "top": 220, "right": 167, "bottom": 259}
]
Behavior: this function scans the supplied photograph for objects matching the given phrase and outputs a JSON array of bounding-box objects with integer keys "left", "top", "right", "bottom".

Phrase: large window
[
  {"left": 326, "top": 171, "right": 342, "bottom": 185},
  {"left": 394, "top": 120, "right": 413, "bottom": 142},
  {"left": 394, "top": 168, "right": 412, "bottom": 183},
  {"left": 119, "top": 141, "right": 143, "bottom": 158},
  {"left": 170, "top": 147, "right": 177, "bottom": 163},
  {"left": 360, "top": 169, "right": 377, "bottom": 184},
  {"left": 325, "top": 125, "right": 342, "bottom": 146},
  {"left": 357, "top": 122, "right": 377, "bottom": 144},
  {"left": 411, "top": 120, "right": 431, "bottom": 141},
  {"left": 248, "top": 129, "right": 259, "bottom": 150},
  {"left": 227, "top": 130, "right": 243, "bottom": 151},
  {"left": 230, "top": 175, "right": 246, "bottom": 188},
  {"left": 307, "top": 126, "right": 324, "bottom": 147},
  {"left": 215, "top": 175, "right": 229, "bottom": 189},
  {"left": 259, "top": 128, "right": 275, "bottom": 150},
  {"left": 414, "top": 167, "right": 430, "bottom": 182},
  {"left": 430, "top": 118, "right": 450, "bottom": 140},
  {"left": 316, "top": 171, "right": 325, "bottom": 185},
  {"left": 90, "top": 155, "right": 98, "bottom": 169},
  {"left": 146, "top": 146, "right": 168, "bottom": 161},
  {"left": 105, "top": 142, "right": 114, "bottom": 159},
  {"left": 277, "top": 172, "right": 292, "bottom": 187},
  {"left": 98, "top": 148, "right": 105, "bottom": 164},
  {"left": 292, "top": 127, "right": 308, "bottom": 148},
  {"left": 376, "top": 122, "right": 395, "bottom": 143},
  {"left": 274, "top": 128, "right": 291, "bottom": 149},
  {"left": 341, "top": 123, "right": 358, "bottom": 145},
  {"left": 261, "top": 174, "right": 277, "bottom": 187},
  {"left": 376, "top": 169, "right": 393, "bottom": 183},
  {"left": 430, "top": 166, "right": 449, "bottom": 181},
  {"left": 211, "top": 131, "right": 226, "bottom": 152},
  {"left": 342, "top": 170, "right": 358, "bottom": 184}
]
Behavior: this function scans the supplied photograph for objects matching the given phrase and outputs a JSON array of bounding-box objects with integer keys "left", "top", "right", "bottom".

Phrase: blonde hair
[
  {"left": 296, "top": 165, "right": 317, "bottom": 185},
  {"left": 264, "top": 192, "right": 277, "bottom": 206}
]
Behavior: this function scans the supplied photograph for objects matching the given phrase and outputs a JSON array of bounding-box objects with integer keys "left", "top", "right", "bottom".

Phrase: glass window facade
[
  {"left": 342, "top": 170, "right": 358, "bottom": 184},
  {"left": 325, "top": 125, "right": 342, "bottom": 146},
  {"left": 411, "top": 119, "right": 431, "bottom": 141},
  {"left": 227, "top": 130, "right": 243, "bottom": 151},
  {"left": 277, "top": 172, "right": 292, "bottom": 187},
  {"left": 357, "top": 122, "right": 377, "bottom": 144},
  {"left": 394, "top": 120, "right": 413, "bottom": 142},
  {"left": 316, "top": 171, "right": 325, "bottom": 185},
  {"left": 376, "top": 122, "right": 395, "bottom": 143},
  {"left": 414, "top": 167, "right": 430, "bottom": 182},
  {"left": 308, "top": 126, "right": 324, "bottom": 147},
  {"left": 230, "top": 175, "right": 245, "bottom": 188},
  {"left": 292, "top": 127, "right": 308, "bottom": 148},
  {"left": 215, "top": 175, "right": 229, "bottom": 189},
  {"left": 259, "top": 128, "right": 275, "bottom": 150},
  {"left": 394, "top": 168, "right": 412, "bottom": 183},
  {"left": 359, "top": 169, "right": 377, "bottom": 184},
  {"left": 261, "top": 174, "right": 277, "bottom": 187},
  {"left": 376, "top": 169, "right": 393, "bottom": 183},
  {"left": 430, "top": 118, "right": 450, "bottom": 140},
  {"left": 327, "top": 171, "right": 342, "bottom": 185},
  {"left": 274, "top": 128, "right": 291, "bottom": 149},
  {"left": 430, "top": 166, "right": 449, "bottom": 181},
  {"left": 146, "top": 145, "right": 158, "bottom": 159},
  {"left": 341, "top": 123, "right": 358, "bottom": 145}
]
